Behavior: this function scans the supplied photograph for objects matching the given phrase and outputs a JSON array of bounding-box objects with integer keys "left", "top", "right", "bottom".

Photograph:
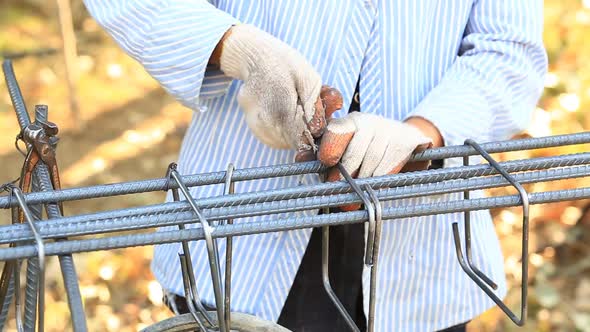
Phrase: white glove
[
  {"left": 318, "top": 112, "right": 433, "bottom": 180},
  {"left": 219, "top": 24, "right": 325, "bottom": 151}
]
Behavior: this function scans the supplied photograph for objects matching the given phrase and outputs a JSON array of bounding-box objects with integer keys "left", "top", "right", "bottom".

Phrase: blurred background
[{"left": 0, "top": 1, "right": 589, "bottom": 331}]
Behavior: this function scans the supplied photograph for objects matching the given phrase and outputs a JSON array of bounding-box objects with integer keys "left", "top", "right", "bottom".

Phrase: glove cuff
[{"left": 219, "top": 24, "right": 271, "bottom": 80}]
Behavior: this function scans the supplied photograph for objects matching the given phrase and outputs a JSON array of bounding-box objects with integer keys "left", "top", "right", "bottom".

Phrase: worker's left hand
[{"left": 317, "top": 111, "right": 433, "bottom": 182}]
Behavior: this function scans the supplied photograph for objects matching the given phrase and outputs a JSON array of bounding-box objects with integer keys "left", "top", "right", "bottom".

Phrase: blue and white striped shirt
[{"left": 83, "top": 1, "right": 548, "bottom": 331}]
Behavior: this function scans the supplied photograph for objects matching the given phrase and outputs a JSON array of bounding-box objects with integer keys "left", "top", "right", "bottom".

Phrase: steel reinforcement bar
[
  {"left": 0, "top": 161, "right": 589, "bottom": 245},
  {"left": 2, "top": 59, "right": 88, "bottom": 331},
  {"left": 1, "top": 132, "right": 590, "bottom": 209},
  {"left": 0, "top": 186, "right": 588, "bottom": 261}
]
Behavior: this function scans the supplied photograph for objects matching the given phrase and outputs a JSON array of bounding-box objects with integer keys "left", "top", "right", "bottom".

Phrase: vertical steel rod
[
  {"left": 14, "top": 259, "right": 24, "bottom": 332},
  {"left": 462, "top": 155, "right": 498, "bottom": 289},
  {"left": 179, "top": 254, "right": 211, "bottom": 332},
  {"left": 365, "top": 185, "right": 383, "bottom": 332},
  {"left": 166, "top": 163, "right": 215, "bottom": 327},
  {"left": 11, "top": 186, "right": 46, "bottom": 332},
  {"left": 2, "top": 59, "right": 88, "bottom": 332},
  {"left": 222, "top": 164, "right": 235, "bottom": 330},
  {"left": 23, "top": 174, "right": 43, "bottom": 331},
  {"left": 0, "top": 272, "right": 15, "bottom": 328}
]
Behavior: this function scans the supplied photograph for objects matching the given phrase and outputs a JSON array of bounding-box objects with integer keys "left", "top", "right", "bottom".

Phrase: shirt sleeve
[
  {"left": 82, "top": 0, "right": 239, "bottom": 111},
  {"left": 404, "top": 0, "right": 548, "bottom": 165}
]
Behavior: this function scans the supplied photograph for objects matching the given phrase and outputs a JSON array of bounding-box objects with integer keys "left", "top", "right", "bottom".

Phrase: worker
[{"left": 82, "top": 1, "right": 548, "bottom": 331}]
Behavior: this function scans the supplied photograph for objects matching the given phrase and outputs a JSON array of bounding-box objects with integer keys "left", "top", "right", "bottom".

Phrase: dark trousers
[
  {"left": 277, "top": 223, "right": 367, "bottom": 331},
  {"left": 276, "top": 224, "right": 467, "bottom": 332}
]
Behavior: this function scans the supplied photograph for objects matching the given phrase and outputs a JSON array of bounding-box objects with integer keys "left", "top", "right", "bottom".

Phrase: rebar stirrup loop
[
  {"left": 452, "top": 139, "right": 530, "bottom": 326},
  {"left": 168, "top": 164, "right": 228, "bottom": 332},
  {"left": 364, "top": 184, "right": 383, "bottom": 332},
  {"left": 319, "top": 163, "right": 378, "bottom": 332},
  {"left": 335, "top": 163, "right": 377, "bottom": 266},
  {"left": 221, "top": 163, "right": 235, "bottom": 331},
  {"left": 165, "top": 163, "right": 215, "bottom": 330}
]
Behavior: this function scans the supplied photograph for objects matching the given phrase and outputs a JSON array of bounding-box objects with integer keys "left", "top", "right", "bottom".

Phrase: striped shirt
[{"left": 82, "top": 1, "right": 548, "bottom": 331}]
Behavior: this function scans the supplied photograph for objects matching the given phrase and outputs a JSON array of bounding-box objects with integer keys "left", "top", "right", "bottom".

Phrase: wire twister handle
[{"left": 452, "top": 139, "right": 530, "bottom": 326}]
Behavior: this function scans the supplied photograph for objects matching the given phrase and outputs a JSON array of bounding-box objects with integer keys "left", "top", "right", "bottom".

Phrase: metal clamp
[
  {"left": 452, "top": 139, "right": 530, "bottom": 326},
  {"left": 167, "top": 163, "right": 228, "bottom": 332}
]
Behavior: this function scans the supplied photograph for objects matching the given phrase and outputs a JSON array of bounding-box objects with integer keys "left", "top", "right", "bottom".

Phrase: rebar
[
  {"left": 2, "top": 60, "right": 29, "bottom": 128},
  {"left": 2, "top": 59, "right": 87, "bottom": 332},
  {"left": 0, "top": 273, "right": 15, "bottom": 328},
  {"left": 35, "top": 165, "right": 87, "bottom": 332},
  {"left": 0, "top": 185, "right": 588, "bottom": 261},
  {"left": 23, "top": 174, "right": 42, "bottom": 332},
  {"left": 4, "top": 57, "right": 590, "bottom": 331},
  {"left": 10, "top": 186, "right": 46, "bottom": 332},
  {"left": 1, "top": 132, "right": 590, "bottom": 210},
  {"left": 1, "top": 160, "right": 588, "bottom": 245}
]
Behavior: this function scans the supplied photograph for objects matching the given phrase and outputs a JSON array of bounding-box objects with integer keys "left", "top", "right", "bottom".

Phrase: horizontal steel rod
[
  {"left": 0, "top": 151, "right": 588, "bottom": 225},
  {"left": 1, "top": 162, "right": 589, "bottom": 245},
  {"left": 1, "top": 132, "right": 589, "bottom": 209},
  {"left": 0, "top": 186, "right": 588, "bottom": 261},
  {"left": 120, "top": 153, "right": 590, "bottom": 212}
]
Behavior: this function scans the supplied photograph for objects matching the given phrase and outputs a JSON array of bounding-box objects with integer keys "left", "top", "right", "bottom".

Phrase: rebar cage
[{"left": 1, "top": 58, "right": 590, "bottom": 332}]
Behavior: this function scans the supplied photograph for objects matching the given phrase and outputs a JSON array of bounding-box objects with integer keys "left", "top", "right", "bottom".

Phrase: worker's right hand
[{"left": 217, "top": 24, "right": 327, "bottom": 154}]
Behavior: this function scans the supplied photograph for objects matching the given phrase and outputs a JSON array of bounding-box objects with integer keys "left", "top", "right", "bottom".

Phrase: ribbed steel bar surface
[
  {"left": 0, "top": 151, "right": 588, "bottom": 236},
  {"left": 0, "top": 186, "right": 588, "bottom": 261},
  {"left": 1, "top": 161, "right": 589, "bottom": 245},
  {"left": 2, "top": 59, "right": 88, "bottom": 332},
  {"left": 1, "top": 132, "right": 590, "bottom": 209},
  {"left": 35, "top": 166, "right": 87, "bottom": 332}
]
